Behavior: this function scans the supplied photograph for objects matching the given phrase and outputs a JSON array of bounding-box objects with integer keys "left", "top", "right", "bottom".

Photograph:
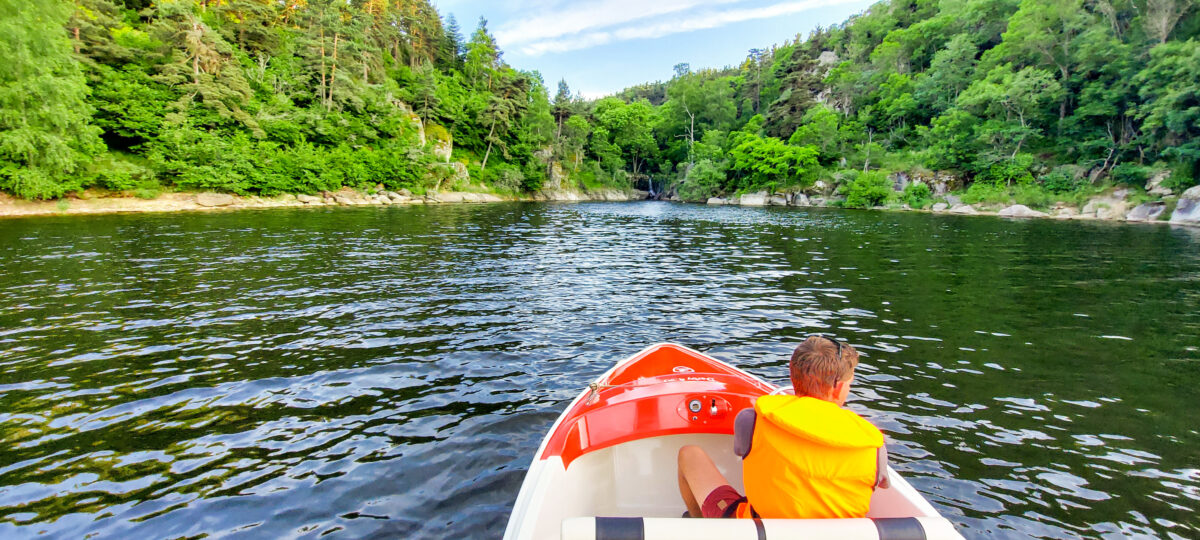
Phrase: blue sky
[{"left": 431, "top": 0, "right": 876, "bottom": 98}]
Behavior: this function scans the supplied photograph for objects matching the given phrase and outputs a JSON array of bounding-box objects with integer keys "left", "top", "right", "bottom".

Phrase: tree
[
  {"left": 995, "top": 0, "right": 1091, "bottom": 125},
  {"left": 1135, "top": 39, "right": 1200, "bottom": 177},
  {"left": 439, "top": 14, "right": 464, "bottom": 67},
  {"left": 915, "top": 34, "right": 978, "bottom": 115},
  {"left": 465, "top": 17, "right": 499, "bottom": 88},
  {"left": 1143, "top": 0, "right": 1192, "bottom": 44},
  {"left": 958, "top": 63, "right": 1063, "bottom": 158},
  {"left": 0, "top": 0, "right": 104, "bottom": 199},
  {"left": 728, "top": 133, "right": 819, "bottom": 190}
]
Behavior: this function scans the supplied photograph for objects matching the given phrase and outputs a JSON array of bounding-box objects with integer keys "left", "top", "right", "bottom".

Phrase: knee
[{"left": 678, "top": 444, "right": 703, "bottom": 466}]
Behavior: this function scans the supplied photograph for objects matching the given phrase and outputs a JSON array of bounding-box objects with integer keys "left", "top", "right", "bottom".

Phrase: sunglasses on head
[{"left": 815, "top": 335, "right": 843, "bottom": 363}]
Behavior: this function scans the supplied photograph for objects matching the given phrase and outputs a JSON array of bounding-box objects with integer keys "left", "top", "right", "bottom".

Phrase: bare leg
[{"left": 677, "top": 445, "right": 732, "bottom": 517}]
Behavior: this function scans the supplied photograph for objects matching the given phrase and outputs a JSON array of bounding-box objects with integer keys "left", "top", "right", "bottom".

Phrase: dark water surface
[{"left": 1, "top": 202, "right": 1198, "bottom": 539}]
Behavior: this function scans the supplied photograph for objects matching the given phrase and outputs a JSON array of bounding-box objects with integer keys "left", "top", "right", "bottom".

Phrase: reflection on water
[{"left": 0, "top": 202, "right": 1198, "bottom": 539}]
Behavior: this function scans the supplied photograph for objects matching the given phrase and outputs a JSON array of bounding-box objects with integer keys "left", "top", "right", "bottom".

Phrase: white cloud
[
  {"left": 494, "top": 0, "right": 745, "bottom": 47},
  {"left": 517, "top": 0, "right": 862, "bottom": 56}
]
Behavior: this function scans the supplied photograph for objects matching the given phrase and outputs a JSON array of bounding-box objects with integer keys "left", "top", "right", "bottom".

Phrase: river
[{"left": 0, "top": 202, "right": 1197, "bottom": 539}]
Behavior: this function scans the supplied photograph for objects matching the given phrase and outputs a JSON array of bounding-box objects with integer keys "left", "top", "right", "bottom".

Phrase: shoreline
[
  {"left": 0, "top": 187, "right": 641, "bottom": 219},
  {"left": 696, "top": 187, "right": 1200, "bottom": 228},
  {"left": 3, "top": 187, "right": 1197, "bottom": 229}
]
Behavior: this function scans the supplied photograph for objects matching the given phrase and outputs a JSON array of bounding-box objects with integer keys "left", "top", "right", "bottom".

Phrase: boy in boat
[{"left": 677, "top": 336, "right": 886, "bottom": 519}]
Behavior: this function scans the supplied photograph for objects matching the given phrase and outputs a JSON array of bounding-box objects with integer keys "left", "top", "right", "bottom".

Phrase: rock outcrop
[
  {"left": 1170, "top": 185, "right": 1200, "bottom": 225},
  {"left": 296, "top": 194, "right": 322, "bottom": 204},
  {"left": 998, "top": 204, "right": 1048, "bottom": 218},
  {"left": 740, "top": 191, "right": 768, "bottom": 206},
  {"left": 196, "top": 193, "right": 235, "bottom": 207},
  {"left": 1145, "top": 170, "right": 1173, "bottom": 197},
  {"left": 1126, "top": 202, "right": 1166, "bottom": 222},
  {"left": 707, "top": 197, "right": 730, "bottom": 205},
  {"left": 931, "top": 202, "right": 949, "bottom": 212},
  {"left": 949, "top": 204, "right": 978, "bottom": 215}
]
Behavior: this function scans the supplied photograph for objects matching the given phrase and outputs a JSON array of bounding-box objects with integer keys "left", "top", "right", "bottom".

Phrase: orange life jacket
[{"left": 737, "top": 395, "right": 884, "bottom": 519}]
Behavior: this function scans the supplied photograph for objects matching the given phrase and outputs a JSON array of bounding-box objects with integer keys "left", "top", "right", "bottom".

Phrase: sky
[{"left": 431, "top": 0, "right": 876, "bottom": 99}]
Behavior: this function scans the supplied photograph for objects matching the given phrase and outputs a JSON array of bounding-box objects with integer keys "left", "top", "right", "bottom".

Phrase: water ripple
[{"left": 0, "top": 202, "right": 1198, "bottom": 538}]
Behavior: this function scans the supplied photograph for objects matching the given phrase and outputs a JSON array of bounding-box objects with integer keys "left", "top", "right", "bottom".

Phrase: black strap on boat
[
  {"left": 873, "top": 517, "right": 926, "bottom": 540},
  {"left": 595, "top": 517, "right": 644, "bottom": 540},
  {"left": 752, "top": 516, "right": 767, "bottom": 540}
]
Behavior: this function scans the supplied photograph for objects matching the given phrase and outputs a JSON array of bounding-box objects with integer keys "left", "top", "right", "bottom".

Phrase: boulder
[
  {"left": 998, "top": 204, "right": 1048, "bottom": 218},
  {"left": 945, "top": 194, "right": 963, "bottom": 206},
  {"left": 789, "top": 193, "right": 811, "bottom": 207},
  {"left": 931, "top": 202, "right": 949, "bottom": 212},
  {"left": 196, "top": 193, "right": 235, "bottom": 207},
  {"left": 297, "top": 194, "right": 322, "bottom": 204},
  {"left": 398, "top": 188, "right": 413, "bottom": 198},
  {"left": 810, "top": 197, "right": 829, "bottom": 207},
  {"left": 1146, "top": 170, "right": 1173, "bottom": 196},
  {"left": 1126, "top": 202, "right": 1166, "bottom": 222},
  {"left": 1081, "top": 196, "right": 1128, "bottom": 220},
  {"left": 768, "top": 194, "right": 788, "bottom": 206},
  {"left": 437, "top": 192, "right": 465, "bottom": 203},
  {"left": 332, "top": 187, "right": 368, "bottom": 205},
  {"left": 740, "top": 191, "right": 769, "bottom": 206},
  {"left": 1170, "top": 185, "right": 1200, "bottom": 225},
  {"left": 706, "top": 197, "right": 729, "bottom": 206},
  {"left": 949, "top": 204, "right": 978, "bottom": 215}
]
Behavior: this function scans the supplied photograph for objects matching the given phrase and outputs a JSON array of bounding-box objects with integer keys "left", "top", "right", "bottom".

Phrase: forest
[{"left": 1, "top": 0, "right": 1198, "bottom": 208}]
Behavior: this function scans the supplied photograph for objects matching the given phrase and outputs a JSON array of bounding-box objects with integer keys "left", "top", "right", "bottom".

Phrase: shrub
[
  {"left": 843, "top": 171, "right": 894, "bottom": 208},
  {"left": 483, "top": 163, "right": 525, "bottom": 191},
  {"left": 960, "top": 182, "right": 1009, "bottom": 205},
  {"left": 976, "top": 154, "right": 1035, "bottom": 186},
  {"left": 1039, "top": 166, "right": 1085, "bottom": 194},
  {"left": 521, "top": 161, "right": 546, "bottom": 192},
  {"left": 901, "top": 181, "right": 932, "bottom": 208},
  {"left": 1012, "top": 184, "right": 1055, "bottom": 209},
  {"left": 1110, "top": 163, "right": 1151, "bottom": 187},
  {"left": 678, "top": 159, "right": 725, "bottom": 201}
]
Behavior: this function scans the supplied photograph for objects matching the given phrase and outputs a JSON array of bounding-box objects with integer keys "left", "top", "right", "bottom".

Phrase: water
[{"left": 1, "top": 202, "right": 1198, "bottom": 539}]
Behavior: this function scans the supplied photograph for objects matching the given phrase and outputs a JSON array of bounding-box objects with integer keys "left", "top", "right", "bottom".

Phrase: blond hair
[{"left": 789, "top": 336, "right": 859, "bottom": 398}]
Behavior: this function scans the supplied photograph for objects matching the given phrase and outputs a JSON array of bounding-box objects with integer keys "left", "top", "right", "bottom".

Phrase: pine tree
[{"left": 0, "top": 0, "right": 104, "bottom": 199}]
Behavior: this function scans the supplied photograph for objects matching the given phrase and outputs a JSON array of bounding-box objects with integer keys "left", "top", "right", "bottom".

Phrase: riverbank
[
  {"left": 700, "top": 184, "right": 1200, "bottom": 227},
  {"left": 0, "top": 187, "right": 645, "bottom": 219}
]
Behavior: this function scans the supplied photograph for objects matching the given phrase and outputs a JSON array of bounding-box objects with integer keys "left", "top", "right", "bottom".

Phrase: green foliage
[
  {"left": 843, "top": 171, "right": 894, "bottom": 208},
  {"left": 975, "top": 155, "right": 1035, "bottom": 187},
  {"left": 4, "top": 0, "right": 1200, "bottom": 204},
  {"left": 678, "top": 159, "right": 725, "bottom": 201},
  {"left": 0, "top": 0, "right": 104, "bottom": 199},
  {"left": 728, "top": 131, "right": 819, "bottom": 192},
  {"left": 1039, "top": 166, "right": 1085, "bottom": 194},
  {"left": 483, "top": 163, "right": 524, "bottom": 191},
  {"left": 901, "top": 181, "right": 933, "bottom": 208},
  {"left": 1110, "top": 163, "right": 1153, "bottom": 187},
  {"left": 960, "top": 182, "right": 1010, "bottom": 206}
]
